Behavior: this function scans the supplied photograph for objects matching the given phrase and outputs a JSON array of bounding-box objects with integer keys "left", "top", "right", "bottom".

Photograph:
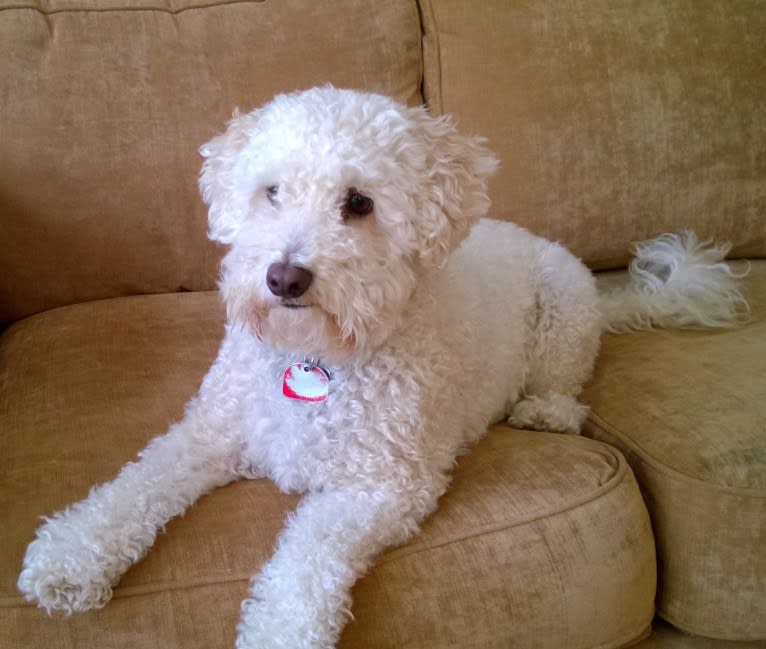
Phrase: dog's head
[{"left": 199, "top": 86, "right": 497, "bottom": 362}]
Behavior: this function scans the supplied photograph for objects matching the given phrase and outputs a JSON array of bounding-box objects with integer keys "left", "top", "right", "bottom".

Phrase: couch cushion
[
  {"left": 420, "top": 0, "right": 766, "bottom": 268},
  {"left": 582, "top": 261, "right": 766, "bottom": 640},
  {"left": 0, "top": 292, "right": 655, "bottom": 648},
  {"left": 0, "top": 0, "right": 423, "bottom": 324}
]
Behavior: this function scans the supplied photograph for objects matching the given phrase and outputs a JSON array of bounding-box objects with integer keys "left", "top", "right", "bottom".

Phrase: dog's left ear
[
  {"left": 409, "top": 108, "right": 499, "bottom": 267},
  {"left": 198, "top": 108, "right": 262, "bottom": 244}
]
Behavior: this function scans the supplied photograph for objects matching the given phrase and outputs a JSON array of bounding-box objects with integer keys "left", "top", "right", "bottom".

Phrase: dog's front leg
[
  {"left": 18, "top": 347, "right": 245, "bottom": 614},
  {"left": 236, "top": 484, "right": 441, "bottom": 649}
]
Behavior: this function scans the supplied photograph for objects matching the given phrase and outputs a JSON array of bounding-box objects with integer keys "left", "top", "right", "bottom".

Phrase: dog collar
[{"left": 282, "top": 358, "right": 331, "bottom": 402}]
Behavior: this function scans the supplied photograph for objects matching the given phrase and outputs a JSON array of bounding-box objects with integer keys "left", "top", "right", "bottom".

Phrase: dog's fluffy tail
[{"left": 599, "top": 231, "right": 750, "bottom": 333}]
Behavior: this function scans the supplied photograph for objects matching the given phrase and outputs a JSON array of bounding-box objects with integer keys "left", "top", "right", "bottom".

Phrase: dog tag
[{"left": 282, "top": 362, "right": 330, "bottom": 402}]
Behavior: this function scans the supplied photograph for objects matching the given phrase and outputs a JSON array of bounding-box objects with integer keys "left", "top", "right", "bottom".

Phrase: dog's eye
[
  {"left": 343, "top": 190, "right": 374, "bottom": 220},
  {"left": 266, "top": 185, "right": 279, "bottom": 204}
]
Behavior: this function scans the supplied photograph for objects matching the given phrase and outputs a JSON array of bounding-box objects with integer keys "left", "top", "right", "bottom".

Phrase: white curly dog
[{"left": 19, "top": 86, "right": 747, "bottom": 648}]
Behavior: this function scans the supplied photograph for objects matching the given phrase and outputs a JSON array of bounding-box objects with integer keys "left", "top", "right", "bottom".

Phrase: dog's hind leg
[
  {"left": 508, "top": 241, "right": 602, "bottom": 435},
  {"left": 508, "top": 392, "right": 590, "bottom": 434}
]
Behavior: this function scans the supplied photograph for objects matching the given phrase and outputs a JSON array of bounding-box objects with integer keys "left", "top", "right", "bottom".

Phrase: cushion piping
[
  {"left": 0, "top": 1, "right": 266, "bottom": 16},
  {"left": 586, "top": 411, "right": 766, "bottom": 497}
]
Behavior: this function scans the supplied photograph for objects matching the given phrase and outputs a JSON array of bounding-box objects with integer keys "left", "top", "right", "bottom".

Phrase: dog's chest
[
  {"left": 237, "top": 359, "right": 423, "bottom": 493},
  {"left": 235, "top": 342, "right": 521, "bottom": 495},
  {"left": 239, "top": 408, "right": 336, "bottom": 492}
]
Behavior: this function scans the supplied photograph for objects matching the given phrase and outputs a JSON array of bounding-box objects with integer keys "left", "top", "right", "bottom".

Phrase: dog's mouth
[{"left": 250, "top": 300, "right": 354, "bottom": 363}]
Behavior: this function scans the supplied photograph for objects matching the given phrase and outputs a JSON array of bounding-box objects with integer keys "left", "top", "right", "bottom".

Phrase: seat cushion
[
  {"left": 582, "top": 261, "right": 766, "bottom": 641},
  {"left": 0, "top": 292, "right": 655, "bottom": 648}
]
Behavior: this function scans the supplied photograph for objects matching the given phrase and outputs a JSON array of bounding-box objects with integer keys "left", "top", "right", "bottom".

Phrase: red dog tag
[{"left": 282, "top": 362, "right": 330, "bottom": 402}]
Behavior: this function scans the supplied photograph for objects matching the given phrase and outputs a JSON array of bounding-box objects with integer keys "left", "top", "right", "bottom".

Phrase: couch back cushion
[
  {"left": 422, "top": 0, "right": 766, "bottom": 268},
  {"left": 0, "top": 0, "right": 422, "bottom": 323}
]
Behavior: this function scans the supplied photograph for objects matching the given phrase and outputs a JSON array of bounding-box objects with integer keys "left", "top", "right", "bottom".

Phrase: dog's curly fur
[{"left": 18, "top": 87, "right": 748, "bottom": 648}]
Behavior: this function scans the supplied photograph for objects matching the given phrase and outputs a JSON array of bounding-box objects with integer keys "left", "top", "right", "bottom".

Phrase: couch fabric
[
  {"left": 1, "top": 0, "right": 764, "bottom": 648},
  {"left": 583, "top": 263, "right": 766, "bottom": 640},
  {"left": 421, "top": 0, "right": 766, "bottom": 268}
]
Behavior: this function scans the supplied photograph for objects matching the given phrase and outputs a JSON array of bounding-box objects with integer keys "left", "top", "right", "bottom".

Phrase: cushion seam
[
  {"left": 0, "top": 0, "right": 265, "bottom": 16},
  {"left": 0, "top": 575, "right": 250, "bottom": 609},
  {"left": 585, "top": 411, "right": 766, "bottom": 497},
  {"left": 378, "top": 447, "right": 631, "bottom": 564}
]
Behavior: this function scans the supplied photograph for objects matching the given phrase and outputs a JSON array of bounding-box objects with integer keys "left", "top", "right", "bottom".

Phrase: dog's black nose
[{"left": 266, "top": 262, "right": 313, "bottom": 299}]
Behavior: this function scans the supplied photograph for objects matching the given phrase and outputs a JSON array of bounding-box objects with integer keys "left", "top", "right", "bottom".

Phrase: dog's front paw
[{"left": 18, "top": 517, "right": 121, "bottom": 614}]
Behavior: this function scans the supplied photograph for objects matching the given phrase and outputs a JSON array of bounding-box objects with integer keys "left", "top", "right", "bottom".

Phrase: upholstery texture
[
  {"left": 421, "top": 0, "right": 766, "bottom": 268},
  {"left": 0, "top": 0, "right": 423, "bottom": 323},
  {"left": 0, "top": 293, "right": 655, "bottom": 648},
  {"left": 582, "top": 261, "right": 766, "bottom": 640}
]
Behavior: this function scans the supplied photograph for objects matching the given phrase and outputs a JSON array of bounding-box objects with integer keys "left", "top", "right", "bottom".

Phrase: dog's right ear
[
  {"left": 199, "top": 109, "right": 261, "bottom": 244},
  {"left": 406, "top": 108, "right": 499, "bottom": 268}
]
